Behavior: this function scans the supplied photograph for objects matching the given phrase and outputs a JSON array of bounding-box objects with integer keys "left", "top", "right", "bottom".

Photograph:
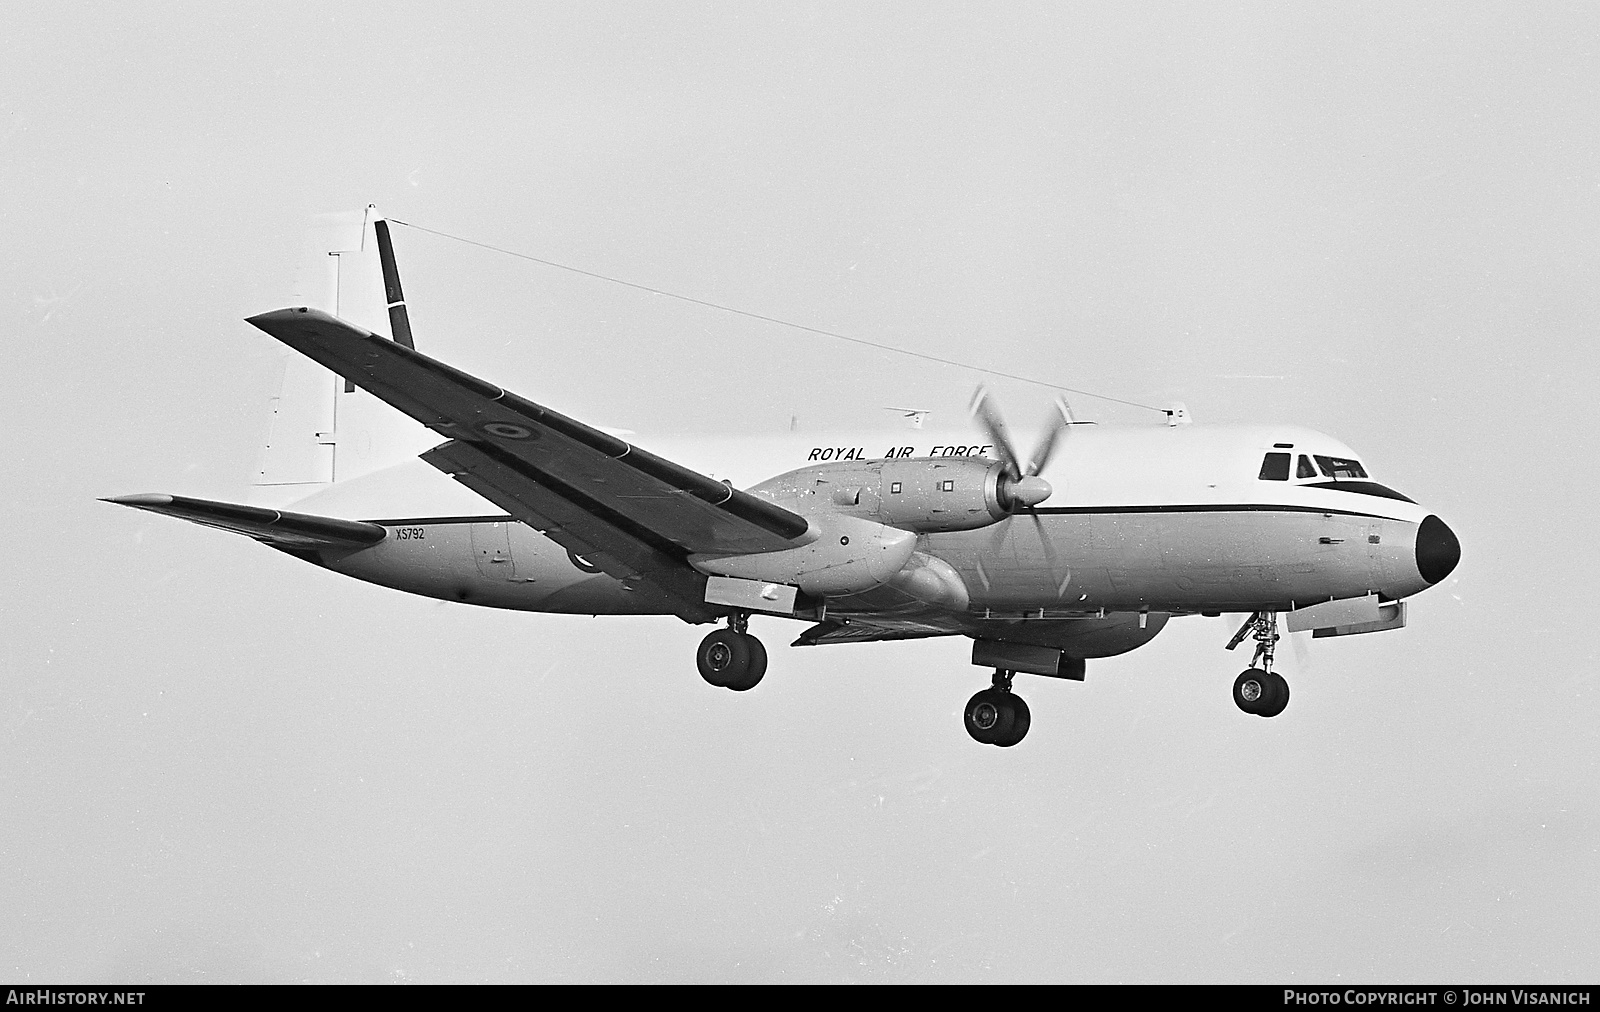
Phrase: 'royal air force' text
[{"left": 807, "top": 445, "right": 994, "bottom": 463}]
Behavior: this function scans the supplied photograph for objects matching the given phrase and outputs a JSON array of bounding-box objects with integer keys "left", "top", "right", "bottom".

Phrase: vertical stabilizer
[
  {"left": 251, "top": 205, "right": 437, "bottom": 508},
  {"left": 374, "top": 219, "right": 415, "bottom": 350}
]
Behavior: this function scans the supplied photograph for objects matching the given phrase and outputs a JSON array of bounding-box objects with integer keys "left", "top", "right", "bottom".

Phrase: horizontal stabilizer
[{"left": 103, "top": 494, "right": 387, "bottom": 551}]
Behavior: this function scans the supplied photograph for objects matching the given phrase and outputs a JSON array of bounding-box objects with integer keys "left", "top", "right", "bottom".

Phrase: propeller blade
[
  {"left": 1030, "top": 512, "right": 1071, "bottom": 599},
  {"left": 1290, "top": 629, "right": 1313, "bottom": 672},
  {"left": 970, "top": 386, "right": 1022, "bottom": 480},
  {"left": 976, "top": 388, "right": 1070, "bottom": 593},
  {"left": 973, "top": 387, "right": 1067, "bottom": 512},
  {"left": 1024, "top": 398, "right": 1072, "bottom": 477}
]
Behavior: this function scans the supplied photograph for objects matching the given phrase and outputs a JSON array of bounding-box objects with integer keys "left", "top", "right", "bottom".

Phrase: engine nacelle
[
  {"left": 750, "top": 457, "right": 1011, "bottom": 534},
  {"left": 688, "top": 512, "right": 918, "bottom": 596}
]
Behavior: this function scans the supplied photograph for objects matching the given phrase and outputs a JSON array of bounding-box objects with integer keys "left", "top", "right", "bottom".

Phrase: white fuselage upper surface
[
  {"left": 281, "top": 421, "right": 1454, "bottom": 622},
  {"left": 290, "top": 422, "right": 1411, "bottom": 516}
]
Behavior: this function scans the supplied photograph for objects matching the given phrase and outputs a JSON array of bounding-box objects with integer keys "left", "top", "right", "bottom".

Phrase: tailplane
[{"left": 104, "top": 494, "right": 385, "bottom": 555}]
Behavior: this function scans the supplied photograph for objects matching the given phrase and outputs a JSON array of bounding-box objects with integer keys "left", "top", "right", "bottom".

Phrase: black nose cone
[{"left": 1415, "top": 515, "right": 1461, "bottom": 584}]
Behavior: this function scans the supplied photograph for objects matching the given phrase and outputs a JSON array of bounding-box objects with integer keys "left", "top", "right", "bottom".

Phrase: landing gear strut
[
  {"left": 697, "top": 612, "right": 766, "bottom": 692},
  {"left": 964, "top": 670, "right": 1031, "bottom": 747},
  {"left": 1226, "top": 611, "right": 1290, "bottom": 717}
]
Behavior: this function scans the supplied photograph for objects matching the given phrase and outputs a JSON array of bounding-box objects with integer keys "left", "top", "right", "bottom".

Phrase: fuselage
[
  {"left": 281, "top": 422, "right": 1459, "bottom": 624},
  {"left": 108, "top": 212, "right": 1461, "bottom": 741}
]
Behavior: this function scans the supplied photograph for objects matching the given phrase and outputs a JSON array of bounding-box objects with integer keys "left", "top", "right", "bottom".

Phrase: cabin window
[
  {"left": 940, "top": 480, "right": 955, "bottom": 492},
  {"left": 1258, "top": 452, "right": 1291, "bottom": 481},
  {"left": 1314, "top": 455, "right": 1368, "bottom": 479},
  {"left": 890, "top": 482, "right": 902, "bottom": 494},
  {"left": 1297, "top": 455, "right": 1317, "bottom": 479}
]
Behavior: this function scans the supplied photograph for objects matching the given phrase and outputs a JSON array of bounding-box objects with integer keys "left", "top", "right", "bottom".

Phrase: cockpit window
[
  {"left": 1314, "top": 455, "right": 1368, "bottom": 479},
  {"left": 1258, "top": 452, "right": 1290, "bottom": 481},
  {"left": 1297, "top": 455, "right": 1317, "bottom": 479}
]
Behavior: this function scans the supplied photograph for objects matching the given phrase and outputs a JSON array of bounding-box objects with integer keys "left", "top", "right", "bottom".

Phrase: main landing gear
[
  {"left": 1226, "top": 610, "right": 1290, "bottom": 717},
  {"left": 964, "top": 670, "right": 1031, "bottom": 747},
  {"left": 697, "top": 612, "right": 767, "bottom": 692}
]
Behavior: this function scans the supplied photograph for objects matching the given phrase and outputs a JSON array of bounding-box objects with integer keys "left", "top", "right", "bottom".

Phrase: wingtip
[
  {"left": 244, "top": 306, "right": 316, "bottom": 330},
  {"left": 245, "top": 306, "right": 376, "bottom": 340},
  {"left": 103, "top": 493, "right": 175, "bottom": 507}
]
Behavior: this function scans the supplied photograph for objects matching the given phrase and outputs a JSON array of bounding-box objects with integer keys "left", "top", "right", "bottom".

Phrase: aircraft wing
[
  {"left": 246, "top": 308, "right": 812, "bottom": 620},
  {"left": 103, "top": 493, "right": 386, "bottom": 553},
  {"left": 417, "top": 438, "right": 717, "bottom": 615}
]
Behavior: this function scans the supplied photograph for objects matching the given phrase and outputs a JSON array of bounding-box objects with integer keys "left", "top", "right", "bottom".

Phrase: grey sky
[{"left": 4, "top": 2, "right": 1596, "bottom": 982}]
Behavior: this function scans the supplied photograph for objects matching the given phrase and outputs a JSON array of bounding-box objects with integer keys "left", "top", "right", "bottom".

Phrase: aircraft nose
[{"left": 1415, "top": 515, "right": 1461, "bottom": 584}]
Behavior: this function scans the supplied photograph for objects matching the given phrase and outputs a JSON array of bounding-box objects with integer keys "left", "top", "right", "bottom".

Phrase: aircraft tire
[
  {"left": 725, "top": 634, "right": 767, "bottom": 692},
  {"left": 697, "top": 628, "right": 753, "bottom": 688},
  {"left": 1233, "top": 669, "right": 1270, "bottom": 715},
  {"left": 994, "top": 694, "right": 1031, "bottom": 747},
  {"left": 964, "top": 688, "right": 1014, "bottom": 745},
  {"left": 1257, "top": 672, "right": 1290, "bottom": 718}
]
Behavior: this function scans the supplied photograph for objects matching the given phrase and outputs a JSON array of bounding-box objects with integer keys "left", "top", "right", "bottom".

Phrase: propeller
[
  {"left": 970, "top": 386, "right": 1074, "bottom": 597},
  {"left": 970, "top": 387, "right": 1070, "bottom": 511}
]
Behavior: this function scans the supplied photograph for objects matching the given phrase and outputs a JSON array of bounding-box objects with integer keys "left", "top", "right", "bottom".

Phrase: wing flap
[
  {"left": 422, "top": 440, "right": 716, "bottom": 620},
  {"left": 104, "top": 494, "right": 386, "bottom": 551}
]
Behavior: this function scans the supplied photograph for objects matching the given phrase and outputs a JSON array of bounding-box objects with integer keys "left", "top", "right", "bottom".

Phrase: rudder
[{"left": 251, "top": 205, "right": 436, "bottom": 508}]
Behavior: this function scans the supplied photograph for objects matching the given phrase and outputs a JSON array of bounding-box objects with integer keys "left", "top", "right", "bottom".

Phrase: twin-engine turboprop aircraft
[{"left": 108, "top": 209, "right": 1461, "bottom": 746}]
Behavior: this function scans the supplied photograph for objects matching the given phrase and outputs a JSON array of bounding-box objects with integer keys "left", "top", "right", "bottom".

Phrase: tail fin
[
  {"left": 374, "top": 218, "right": 415, "bottom": 350},
  {"left": 252, "top": 205, "right": 436, "bottom": 508}
]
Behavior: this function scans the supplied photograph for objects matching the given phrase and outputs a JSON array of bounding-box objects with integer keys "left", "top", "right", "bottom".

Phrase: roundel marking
[
  {"left": 567, "top": 550, "right": 603, "bottom": 574},
  {"left": 481, "top": 421, "right": 536, "bottom": 440}
]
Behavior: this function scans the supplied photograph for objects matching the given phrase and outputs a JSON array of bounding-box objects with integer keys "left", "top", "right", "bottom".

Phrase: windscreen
[{"left": 1314, "top": 455, "right": 1368, "bottom": 479}]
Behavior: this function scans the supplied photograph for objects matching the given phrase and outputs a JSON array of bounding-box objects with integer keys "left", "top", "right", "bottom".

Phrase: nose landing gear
[
  {"left": 696, "top": 612, "right": 767, "bottom": 692},
  {"left": 1226, "top": 611, "right": 1290, "bottom": 717},
  {"left": 964, "top": 670, "right": 1031, "bottom": 747}
]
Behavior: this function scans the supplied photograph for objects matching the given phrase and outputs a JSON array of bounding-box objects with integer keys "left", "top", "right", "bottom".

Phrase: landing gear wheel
[
  {"left": 994, "top": 694, "right": 1031, "bottom": 748},
  {"left": 698, "top": 628, "right": 749, "bottom": 687},
  {"left": 964, "top": 688, "right": 1014, "bottom": 745},
  {"left": 725, "top": 635, "right": 767, "bottom": 692},
  {"left": 696, "top": 628, "right": 767, "bottom": 690},
  {"left": 963, "top": 687, "right": 1030, "bottom": 746},
  {"left": 1233, "top": 669, "right": 1270, "bottom": 715},
  {"left": 1257, "top": 671, "right": 1290, "bottom": 718}
]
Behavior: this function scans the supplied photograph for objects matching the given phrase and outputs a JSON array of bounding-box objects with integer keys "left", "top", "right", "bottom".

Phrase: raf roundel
[{"left": 480, "top": 421, "right": 536, "bottom": 440}]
